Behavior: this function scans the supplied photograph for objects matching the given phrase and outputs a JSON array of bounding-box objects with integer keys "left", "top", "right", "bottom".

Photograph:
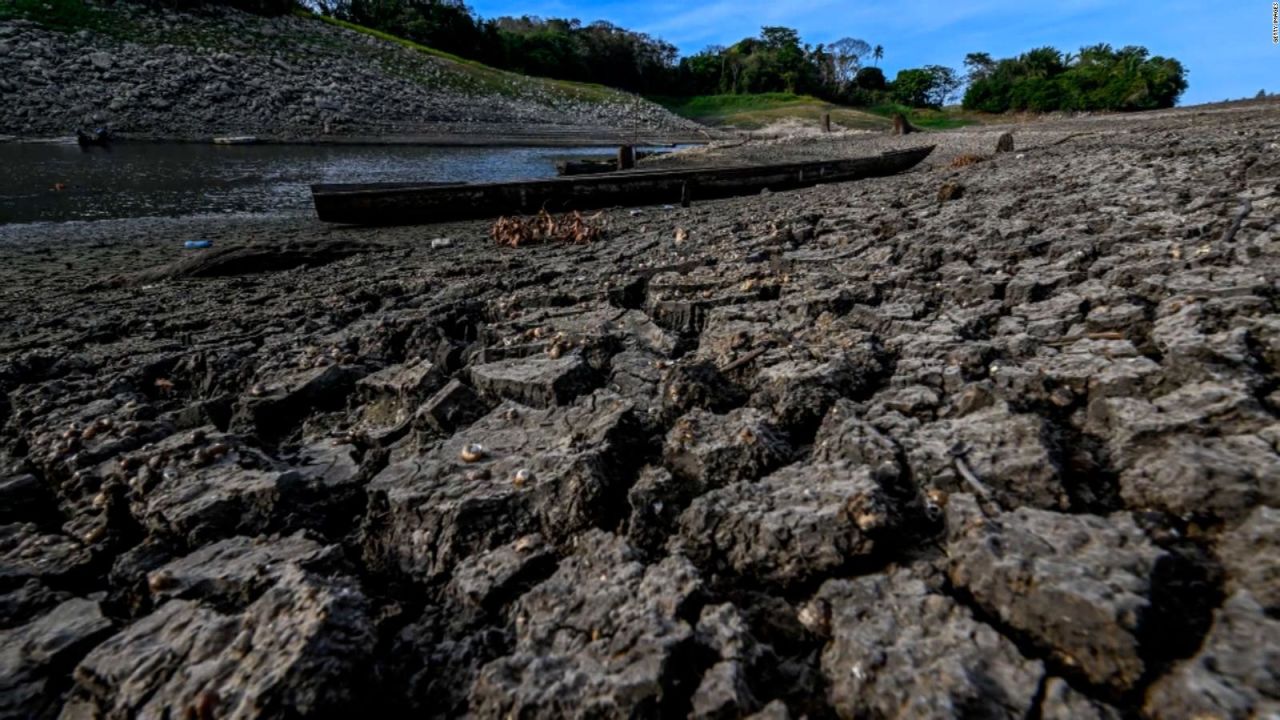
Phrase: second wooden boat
[{"left": 311, "top": 145, "right": 934, "bottom": 225}]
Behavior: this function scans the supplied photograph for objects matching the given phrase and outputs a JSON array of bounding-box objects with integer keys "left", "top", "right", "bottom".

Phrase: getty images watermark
[{"left": 1274, "top": 2, "right": 1279, "bottom": 44}]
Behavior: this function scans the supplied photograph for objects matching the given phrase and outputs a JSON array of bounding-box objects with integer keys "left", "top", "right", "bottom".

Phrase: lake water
[{"left": 0, "top": 141, "right": 686, "bottom": 225}]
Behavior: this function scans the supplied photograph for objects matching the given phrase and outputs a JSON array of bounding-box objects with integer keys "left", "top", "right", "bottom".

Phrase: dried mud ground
[{"left": 1, "top": 101, "right": 1279, "bottom": 719}]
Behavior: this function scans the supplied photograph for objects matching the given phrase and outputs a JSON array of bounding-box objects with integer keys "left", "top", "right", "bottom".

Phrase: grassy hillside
[
  {"left": 652, "top": 94, "right": 890, "bottom": 131},
  {"left": 653, "top": 93, "right": 997, "bottom": 131},
  {"left": 304, "top": 13, "right": 623, "bottom": 103},
  {"left": 864, "top": 103, "right": 987, "bottom": 129}
]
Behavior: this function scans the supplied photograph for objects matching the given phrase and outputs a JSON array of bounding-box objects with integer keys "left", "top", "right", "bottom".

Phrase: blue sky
[{"left": 468, "top": 0, "right": 1277, "bottom": 105}]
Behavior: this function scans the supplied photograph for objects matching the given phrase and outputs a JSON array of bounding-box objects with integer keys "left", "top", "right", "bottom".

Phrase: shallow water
[{"left": 0, "top": 141, "right": 685, "bottom": 225}]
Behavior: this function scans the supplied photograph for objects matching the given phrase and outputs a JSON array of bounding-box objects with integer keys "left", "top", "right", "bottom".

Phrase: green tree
[
  {"left": 922, "top": 65, "right": 960, "bottom": 106},
  {"left": 829, "top": 37, "right": 871, "bottom": 91},
  {"left": 855, "top": 66, "right": 886, "bottom": 90},
  {"left": 962, "top": 43, "right": 1186, "bottom": 113},
  {"left": 891, "top": 68, "right": 935, "bottom": 107}
]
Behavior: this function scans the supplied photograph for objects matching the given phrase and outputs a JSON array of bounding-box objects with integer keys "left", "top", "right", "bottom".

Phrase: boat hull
[{"left": 311, "top": 145, "right": 934, "bottom": 225}]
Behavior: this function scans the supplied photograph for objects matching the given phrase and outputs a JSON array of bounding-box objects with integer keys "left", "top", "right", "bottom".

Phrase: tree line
[
  {"left": 126, "top": 0, "right": 1188, "bottom": 111},
  {"left": 962, "top": 45, "right": 1188, "bottom": 112}
]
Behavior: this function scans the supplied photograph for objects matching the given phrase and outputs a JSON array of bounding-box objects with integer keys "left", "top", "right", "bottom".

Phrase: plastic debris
[{"left": 184, "top": 240, "right": 213, "bottom": 249}]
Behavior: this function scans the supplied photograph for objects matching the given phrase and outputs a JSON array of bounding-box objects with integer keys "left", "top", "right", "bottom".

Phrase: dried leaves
[
  {"left": 950, "top": 154, "right": 986, "bottom": 168},
  {"left": 491, "top": 209, "right": 606, "bottom": 248}
]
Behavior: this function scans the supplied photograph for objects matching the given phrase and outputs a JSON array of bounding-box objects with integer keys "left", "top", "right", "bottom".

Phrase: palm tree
[{"left": 872, "top": 44, "right": 883, "bottom": 67}]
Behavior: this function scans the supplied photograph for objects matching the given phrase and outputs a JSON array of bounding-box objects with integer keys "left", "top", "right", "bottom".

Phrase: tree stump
[
  {"left": 996, "top": 132, "right": 1015, "bottom": 152},
  {"left": 891, "top": 113, "right": 914, "bottom": 135},
  {"left": 617, "top": 145, "right": 635, "bottom": 171},
  {"left": 823, "top": 113, "right": 831, "bottom": 132}
]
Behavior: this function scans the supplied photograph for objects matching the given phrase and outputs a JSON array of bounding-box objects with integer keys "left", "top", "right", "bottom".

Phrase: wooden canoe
[{"left": 311, "top": 145, "right": 934, "bottom": 225}]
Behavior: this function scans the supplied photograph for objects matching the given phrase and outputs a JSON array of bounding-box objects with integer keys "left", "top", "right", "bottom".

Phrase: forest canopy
[{"left": 962, "top": 45, "right": 1188, "bottom": 112}]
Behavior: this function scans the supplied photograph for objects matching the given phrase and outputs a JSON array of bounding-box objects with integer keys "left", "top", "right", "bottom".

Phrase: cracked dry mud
[{"left": 1, "top": 100, "right": 1279, "bottom": 719}]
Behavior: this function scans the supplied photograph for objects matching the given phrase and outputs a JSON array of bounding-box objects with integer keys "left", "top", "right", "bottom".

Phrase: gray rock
[
  {"left": 1217, "top": 505, "right": 1280, "bottom": 613},
  {"left": 0, "top": 474, "right": 57, "bottom": 524},
  {"left": 365, "top": 392, "right": 639, "bottom": 582},
  {"left": 673, "top": 461, "right": 901, "bottom": 587},
  {"left": 905, "top": 400, "right": 1068, "bottom": 510},
  {"left": 132, "top": 435, "right": 363, "bottom": 547},
  {"left": 1039, "top": 678, "right": 1122, "bottom": 720},
  {"left": 663, "top": 407, "right": 790, "bottom": 492},
  {"left": 0, "top": 523, "right": 93, "bottom": 588},
  {"left": 0, "top": 580, "right": 71, "bottom": 631},
  {"left": 692, "top": 661, "right": 759, "bottom": 719},
  {"left": 814, "top": 570, "right": 1044, "bottom": 719},
  {"left": 230, "top": 364, "right": 363, "bottom": 441},
  {"left": 470, "top": 353, "right": 594, "bottom": 408},
  {"left": 946, "top": 494, "right": 1168, "bottom": 693},
  {"left": 87, "top": 52, "right": 112, "bottom": 71},
  {"left": 356, "top": 359, "right": 444, "bottom": 428},
  {"left": 0, "top": 598, "right": 112, "bottom": 720},
  {"left": 1144, "top": 591, "right": 1280, "bottom": 720},
  {"left": 65, "top": 567, "right": 374, "bottom": 719},
  {"left": 417, "top": 378, "right": 488, "bottom": 434},
  {"left": 1088, "top": 382, "right": 1278, "bottom": 520},
  {"left": 446, "top": 533, "right": 556, "bottom": 615},
  {"left": 470, "top": 531, "right": 701, "bottom": 718},
  {"left": 750, "top": 347, "right": 884, "bottom": 432},
  {"left": 813, "top": 398, "right": 903, "bottom": 474},
  {"left": 144, "top": 532, "right": 337, "bottom": 608},
  {"left": 626, "top": 465, "right": 694, "bottom": 556}
]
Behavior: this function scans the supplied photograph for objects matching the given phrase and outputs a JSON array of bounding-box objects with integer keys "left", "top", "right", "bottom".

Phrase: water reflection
[{"left": 0, "top": 141, "right": 687, "bottom": 224}]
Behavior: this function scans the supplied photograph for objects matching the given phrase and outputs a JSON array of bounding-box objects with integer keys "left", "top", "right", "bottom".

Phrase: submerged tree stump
[
  {"left": 617, "top": 145, "right": 635, "bottom": 170},
  {"left": 996, "top": 132, "right": 1015, "bottom": 152}
]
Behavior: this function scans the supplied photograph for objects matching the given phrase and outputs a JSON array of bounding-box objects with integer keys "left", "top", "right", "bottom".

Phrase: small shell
[
  {"left": 854, "top": 512, "right": 884, "bottom": 531},
  {"left": 82, "top": 525, "right": 107, "bottom": 544},
  {"left": 460, "top": 443, "right": 486, "bottom": 463},
  {"left": 81, "top": 425, "right": 100, "bottom": 442},
  {"left": 925, "top": 488, "right": 949, "bottom": 507},
  {"left": 513, "top": 468, "right": 533, "bottom": 487},
  {"left": 208, "top": 442, "right": 230, "bottom": 458},
  {"left": 197, "top": 681, "right": 220, "bottom": 717},
  {"left": 148, "top": 570, "right": 178, "bottom": 593},
  {"left": 95, "top": 417, "right": 112, "bottom": 430},
  {"left": 547, "top": 344, "right": 563, "bottom": 359},
  {"left": 92, "top": 491, "right": 109, "bottom": 509}
]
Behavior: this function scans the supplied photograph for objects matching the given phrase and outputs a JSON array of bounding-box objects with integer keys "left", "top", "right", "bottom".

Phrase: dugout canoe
[{"left": 311, "top": 145, "right": 934, "bottom": 225}]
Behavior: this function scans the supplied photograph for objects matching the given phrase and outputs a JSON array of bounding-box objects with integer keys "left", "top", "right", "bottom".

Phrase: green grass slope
[
  {"left": 653, "top": 93, "right": 1005, "bottom": 131},
  {"left": 652, "top": 93, "right": 890, "bottom": 131}
]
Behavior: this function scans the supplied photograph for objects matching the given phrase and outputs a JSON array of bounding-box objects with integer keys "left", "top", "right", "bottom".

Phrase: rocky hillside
[{"left": 0, "top": 4, "right": 705, "bottom": 140}]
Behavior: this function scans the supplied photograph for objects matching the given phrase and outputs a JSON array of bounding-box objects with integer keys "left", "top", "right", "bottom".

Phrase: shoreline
[{"left": 0, "top": 130, "right": 719, "bottom": 147}]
